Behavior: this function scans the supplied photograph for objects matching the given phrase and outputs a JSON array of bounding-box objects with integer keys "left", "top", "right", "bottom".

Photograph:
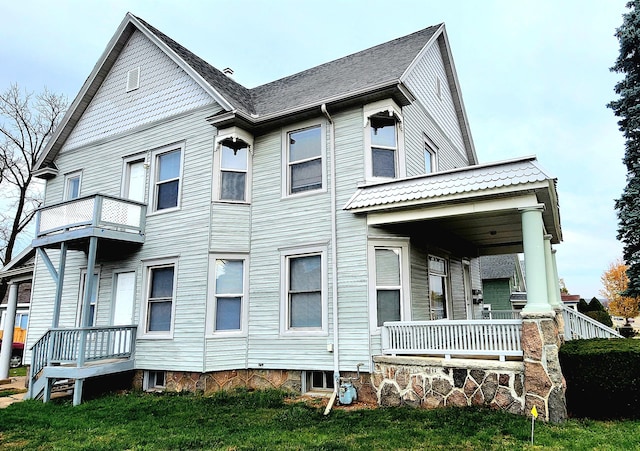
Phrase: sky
[{"left": 0, "top": 0, "right": 629, "bottom": 298}]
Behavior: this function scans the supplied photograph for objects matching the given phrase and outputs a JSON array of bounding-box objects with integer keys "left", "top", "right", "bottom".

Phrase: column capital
[{"left": 519, "top": 204, "right": 545, "bottom": 213}]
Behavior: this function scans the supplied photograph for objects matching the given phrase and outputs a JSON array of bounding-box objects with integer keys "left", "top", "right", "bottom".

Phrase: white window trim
[
  {"left": 206, "top": 253, "right": 249, "bottom": 337},
  {"left": 76, "top": 267, "right": 100, "bottom": 327},
  {"left": 363, "top": 99, "right": 406, "bottom": 182},
  {"left": 424, "top": 134, "right": 438, "bottom": 173},
  {"left": 428, "top": 255, "right": 451, "bottom": 320},
  {"left": 121, "top": 153, "right": 148, "bottom": 202},
  {"left": 143, "top": 370, "right": 166, "bottom": 391},
  {"left": 280, "top": 244, "right": 328, "bottom": 336},
  {"left": 63, "top": 170, "right": 83, "bottom": 201},
  {"left": 148, "top": 143, "right": 185, "bottom": 215},
  {"left": 281, "top": 119, "right": 327, "bottom": 198},
  {"left": 213, "top": 127, "right": 253, "bottom": 204},
  {"left": 367, "top": 238, "right": 411, "bottom": 332},
  {"left": 139, "top": 257, "right": 178, "bottom": 339}
]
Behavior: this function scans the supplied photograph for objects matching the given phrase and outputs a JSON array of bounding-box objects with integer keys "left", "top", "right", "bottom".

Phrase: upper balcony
[{"left": 32, "top": 194, "right": 146, "bottom": 249}]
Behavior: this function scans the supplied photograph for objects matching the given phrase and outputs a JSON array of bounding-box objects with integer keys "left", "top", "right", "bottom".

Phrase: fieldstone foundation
[
  {"left": 370, "top": 356, "right": 525, "bottom": 414},
  {"left": 133, "top": 369, "right": 302, "bottom": 395}
]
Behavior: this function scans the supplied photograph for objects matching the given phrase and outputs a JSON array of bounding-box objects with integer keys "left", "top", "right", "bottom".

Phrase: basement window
[
  {"left": 144, "top": 370, "right": 166, "bottom": 391},
  {"left": 305, "top": 371, "right": 334, "bottom": 392}
]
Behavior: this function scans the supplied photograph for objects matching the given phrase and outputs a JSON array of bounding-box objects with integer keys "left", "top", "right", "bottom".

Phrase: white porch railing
[
  {"left": 381, "top": 320, "right": 523, "bottom": 361},
  {"left": 35, "top": 194, "right": 146, "bottom": 238},
  {"left": 481, "top": 310, "right": 522, "bottom": 320},
  {"left": 562, "top": 306, "right": 623, "bottom": 339}
]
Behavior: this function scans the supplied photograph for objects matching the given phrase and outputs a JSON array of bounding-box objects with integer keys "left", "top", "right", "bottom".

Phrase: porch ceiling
[{"left": 344, "top": 156, "right": 562, "bottom": 256}]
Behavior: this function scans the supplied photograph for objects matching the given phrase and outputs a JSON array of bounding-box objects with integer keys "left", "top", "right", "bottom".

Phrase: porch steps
[{"left": 28, "top": 358, "right": 135, "bottom": 402}]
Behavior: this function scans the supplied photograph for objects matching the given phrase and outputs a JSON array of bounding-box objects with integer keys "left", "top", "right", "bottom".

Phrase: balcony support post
[{"left": 52, "top": 242, "right": 67, "bottom": 328}]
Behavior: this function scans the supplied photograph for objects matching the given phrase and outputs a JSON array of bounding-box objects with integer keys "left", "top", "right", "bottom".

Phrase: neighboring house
[
  {"left": 0, "top": 247, "right": 34, "bottom": 375},
  {"left": 480, "top": 254, "right": 526, "bottom": 314},
  {"left": 25, "top": 14, "right": 571, "bottom": 420}
]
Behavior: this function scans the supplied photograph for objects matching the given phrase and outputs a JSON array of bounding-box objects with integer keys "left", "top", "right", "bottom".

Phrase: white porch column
[
  {"left": 544, "top": 236, "right": 562, "bottom": 309},
  {"left": 0, "top": 282, "right": 19, "bottom": 379},
  {"left": 520, "top": 206, "right": 552, "bottom": 313}
]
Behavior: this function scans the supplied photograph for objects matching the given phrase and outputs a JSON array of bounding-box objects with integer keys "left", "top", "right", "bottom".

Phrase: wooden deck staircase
[{"left": 26, "top": 325, "right": 136, "bottom": 405}]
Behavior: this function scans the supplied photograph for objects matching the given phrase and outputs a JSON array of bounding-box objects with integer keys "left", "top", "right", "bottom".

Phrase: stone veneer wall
[{"left": 370, "top": 356, "right": 525, "bottom": 414}]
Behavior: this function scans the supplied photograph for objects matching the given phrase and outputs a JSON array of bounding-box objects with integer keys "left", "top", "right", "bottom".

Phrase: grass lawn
[{"left": 0, "top": 389, "right": 639, "bottom": 450}]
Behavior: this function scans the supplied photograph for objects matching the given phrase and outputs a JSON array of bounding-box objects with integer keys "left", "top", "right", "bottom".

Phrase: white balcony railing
[
  {"left": 35, "top": 194, "right": 146, "bottom": 239},
  {"left": 381, "top": 320, "right": 523, "bottom": 361}
]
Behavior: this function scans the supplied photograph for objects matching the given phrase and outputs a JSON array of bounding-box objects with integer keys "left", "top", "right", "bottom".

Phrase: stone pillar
[
  {"left": 520, "top": 207, "right": 552, "bottom": 314},
  {"left": 0, "top": 282, "right": 18, "bottom": 379},
  {"left": 520, "top": 313, "right": 566, "bottom": 422}
]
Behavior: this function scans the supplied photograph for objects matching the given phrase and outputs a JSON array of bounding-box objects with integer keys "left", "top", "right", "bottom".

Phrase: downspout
[{"left": 321, "top": 104, "right": 340, "bottom": 405}]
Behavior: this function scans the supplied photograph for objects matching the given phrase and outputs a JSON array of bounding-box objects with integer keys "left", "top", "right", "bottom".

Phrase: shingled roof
[
  {"left": 137, "top": 17, "right": 440, "bottom": 118},
  {"left": 480, "top": 255, "right": 519, "bottom": 280},
  {"left": 34, "top": 13, "right": 457, "bottom": 171},
  {"left": 249, "top": 26, "right": 440, "bottom": 117},
  {"left": 134, "top": 16, "right": 256, "bottom": 115},
  {"left": 343, "top": 156, "right": 554, "bottom": 211}
]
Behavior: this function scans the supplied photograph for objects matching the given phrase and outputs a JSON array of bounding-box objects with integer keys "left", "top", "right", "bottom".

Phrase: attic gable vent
[{"left": 126, "top": 67, "right": 140, "bottom": 92}]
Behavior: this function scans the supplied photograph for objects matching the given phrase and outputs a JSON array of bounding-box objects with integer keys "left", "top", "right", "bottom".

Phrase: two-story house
[{"left": 25, "top": 13, "right": 570, "bottom": 421}]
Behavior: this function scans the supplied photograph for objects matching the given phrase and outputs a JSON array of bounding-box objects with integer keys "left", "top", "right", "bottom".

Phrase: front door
[{"left": 112, "top": 272, "right": 135, "bottom": 354}]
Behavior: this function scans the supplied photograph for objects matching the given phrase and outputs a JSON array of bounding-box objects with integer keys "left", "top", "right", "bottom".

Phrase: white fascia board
[{"left": 366, "top": 193, "right": 540, "bottom": 226}]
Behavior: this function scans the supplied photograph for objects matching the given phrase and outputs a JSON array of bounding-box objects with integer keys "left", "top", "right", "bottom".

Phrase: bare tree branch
[{"left": 0, "top": 84, "right": 67, "bottom": 269}]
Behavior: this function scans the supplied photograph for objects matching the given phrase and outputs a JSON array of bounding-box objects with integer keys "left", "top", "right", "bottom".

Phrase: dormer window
[
  {"left": 370, "top": 116, "right": 398, "bottom": 178},
  {"left": 364, "top": 99, "right": 405, "bottom": 181},
  {"left": 214, "top": 127, "right": 253, "bottom": 203}
]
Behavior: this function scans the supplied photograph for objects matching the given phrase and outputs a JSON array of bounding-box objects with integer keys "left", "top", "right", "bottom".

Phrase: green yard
[{"left": 0, "top": 389, "right": 638, "bottom": 450}]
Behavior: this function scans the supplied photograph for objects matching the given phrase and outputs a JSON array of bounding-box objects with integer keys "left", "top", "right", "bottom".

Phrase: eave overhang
[
  {"left": 344, "top": 156, "right": 562, "bottom": 254},
  {"left": 205, "top": 81, "right": 415, "bottom": 135}
]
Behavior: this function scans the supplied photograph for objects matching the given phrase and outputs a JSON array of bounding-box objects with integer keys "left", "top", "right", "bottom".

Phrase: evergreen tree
[{"left": 609, "top": 0, "right": 640, "bottom": 297}]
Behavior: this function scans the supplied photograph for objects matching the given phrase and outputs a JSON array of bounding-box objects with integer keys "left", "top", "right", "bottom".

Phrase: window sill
[
  {"left": 147, "top": 207, "right": 181, "bottom": 217},
  {"left": 212, "top": 200, "right": 251, "bottom": 206},
  {"left": 138, "top": 333, "right": 174, "bottom": 340},
  {"left": 281, "top": 188, "right": 327, "bottom": 200},
  {"left": 206, "top": 331, "right": 247, "bottom": 338}
]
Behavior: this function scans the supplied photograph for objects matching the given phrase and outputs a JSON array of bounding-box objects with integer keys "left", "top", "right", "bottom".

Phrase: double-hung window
[
  {"left": 429, "top": 256, "right": 448, "bottom": 320},
  {"left": 214, "top": 127, "right": 253, "bottom": 203},
  {"left": 208, "top": 255, "right": 247, "bottom": 334},
  {"left": 283, "top": 122, "right": 325, "bottom": 196},
  {"left": 368, "top": 239, "right": 410, "bottom": 329},
  {"left": 151, "top": 145, "right": 183, "bottom": 212},
  {"left": 424, "top": 135, "right": 438, "bottom": 174},
  {"left": 364, "top": 100, "right": 405, "bottom": 181},
  {"left": 122, "top": 155, "right": 146, "bottom": 202},
  {"left": 143, "top": 259, "right": 177, "bottom": 336},
  {"left": 282, "top": 246, "right": 327, "bottom": 333},
  {"left": 64, "top": 171, "right": 82, "bottom": 200},
  {"left": 375, "top": 248, "right": 402, "bottom": 327}
]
